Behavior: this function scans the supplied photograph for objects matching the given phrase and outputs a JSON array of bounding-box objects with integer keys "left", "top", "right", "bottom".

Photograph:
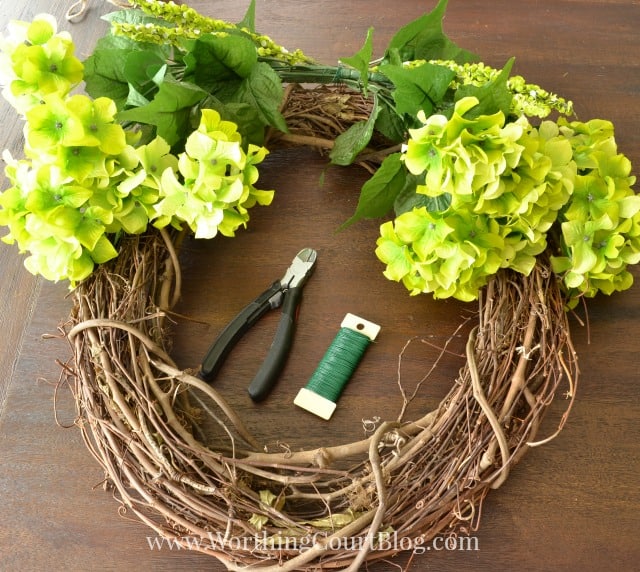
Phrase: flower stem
[{"left": 265, "top": 60, "right": 391, "bottom": 93}]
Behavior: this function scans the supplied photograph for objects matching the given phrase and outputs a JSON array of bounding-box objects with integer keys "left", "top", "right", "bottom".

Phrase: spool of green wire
[{"left": 294, "top": 313, "right": 380, "bottom": 420}]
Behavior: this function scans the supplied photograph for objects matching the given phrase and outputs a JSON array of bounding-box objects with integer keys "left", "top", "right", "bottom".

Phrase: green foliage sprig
[{"left": 109, "top": 0, "right": 312, "bottom": 65}]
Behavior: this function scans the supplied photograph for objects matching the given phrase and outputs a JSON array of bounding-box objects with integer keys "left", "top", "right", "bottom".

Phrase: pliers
[{"left": 200, "top": 248, "right": 317, "bottom": 401}]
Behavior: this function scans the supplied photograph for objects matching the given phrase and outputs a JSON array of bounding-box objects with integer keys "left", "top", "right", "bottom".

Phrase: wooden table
[{"left": 1, "top": 1, "right": 639, "bottom": 570}]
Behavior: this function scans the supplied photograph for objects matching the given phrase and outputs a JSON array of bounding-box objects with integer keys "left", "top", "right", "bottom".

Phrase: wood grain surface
[{"left": 0, "top": 1, "right": 638, "bottom": 571}]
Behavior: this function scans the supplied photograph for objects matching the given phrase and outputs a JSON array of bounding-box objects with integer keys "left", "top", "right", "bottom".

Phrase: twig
[
  {"left": 466, "top": 326, "right": 511, "bottom": 488},
  {"left": 344, "top": 422, "right": 397, "bottom": 571},
  {"left": 150, "top": 360, "right": 261, "bottom": 451}
]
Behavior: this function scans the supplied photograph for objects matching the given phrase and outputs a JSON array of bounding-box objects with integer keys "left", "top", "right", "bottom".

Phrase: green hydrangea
[
  {"left": 0, "top": 106, "right": 274, "bottom": 283},
  {"left": 0, "top": 157, "right": 118, "bottom": 283},
  {"left": 0, "top": 13, "right": 83, "bottom": 115},
  {"left": 403, "top": 97, "right": 529, "bottom": 200},
  {"left": 377, "top": 207, "right": 505, "bottom": 301},
  {"left": 152, "top": 109, "right": 273, "bottom": 239},
  {"left": 376, "top": 96, "right": 578, "bottom": 300},
  {"left": 551, "top": 118, "right": 640, "bottom": 304},
  {"left": 378, "top": 99, "right": 639, "bottom": 304},
  {"left": 0, "top": 74, "right": 147, "bottom": 283}
]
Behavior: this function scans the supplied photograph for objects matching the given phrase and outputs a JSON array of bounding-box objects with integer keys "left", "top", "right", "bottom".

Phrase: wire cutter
[{"left": 200, "top": 248, "right": 317, "bottom": 402}]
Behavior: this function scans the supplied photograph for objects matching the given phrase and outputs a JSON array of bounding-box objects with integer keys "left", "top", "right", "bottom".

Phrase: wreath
[{"left": 1, "top": 1, "right": 638, "bottom": 570}]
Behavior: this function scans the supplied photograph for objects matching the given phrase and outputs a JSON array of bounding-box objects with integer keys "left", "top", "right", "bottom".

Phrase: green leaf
[
  {"left": 259, "top": 489, "right": 278, "bottom": 507},
  {"left": 202, "top": 96, "right": 265, "bottom": 146},
  {"left": 126, "top": 85, "right": 150, "bottom": 108},
  {"left": 191, "top": 34, "right": 257, "bottom": 94},
  {"left": 102, "top": 8, "right": 162, "bottom": 26},
  {"left": 116, "top": 78, "right": 207, "bottom": 145},
  {"left": 340, "top": 153, "right": 406, "bottom": 229},
  {"left": 124, "top": 50, "right": 167, "bottom": 97},
  {"left": 454, "top": 58, "right": 514, "bottom": 118},
  {"left": 234, "top": 62, "right": 288, "bottom": 133},
  {"left": 83, "top": 34, "right": 170, "bottom": 109},
  {"left": 340, "top": 27, "right": 374, "bottom": 96},
  {"left": 249, "top": 513, "right": 268, "bottom": 531},
  {"left": 374, "top": 98, "right": 407, "bottom": 143},
  {"left": 384, "top": 0, "right": 477, "bottom": 64},
  {"left": 83, "top": 47, "right": 131, "bottom": 107},
  {"left": 330, "top": 95, "right": 379, "bottom": 166},
  {"left": 238, "top": 0, "right": 257, "bottom": 32},
  {"left": 379, "top": 62, "right": 456, "bottom": 117},
  {"left": 394, "top": 176, "right": 451, "bottom": 215}
]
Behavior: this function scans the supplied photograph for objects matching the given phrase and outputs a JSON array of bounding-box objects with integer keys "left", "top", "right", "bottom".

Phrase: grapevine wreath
[{"left": 1, "top": 0, "right": 639, "bottom": 570}]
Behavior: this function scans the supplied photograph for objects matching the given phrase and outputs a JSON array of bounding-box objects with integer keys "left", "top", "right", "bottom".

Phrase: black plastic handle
[
  {"left": 247, "top": 286, "right": 303, "bottom": 402},
  {"left": 200, "top": 281, "right": 282, "bottom": 381}
]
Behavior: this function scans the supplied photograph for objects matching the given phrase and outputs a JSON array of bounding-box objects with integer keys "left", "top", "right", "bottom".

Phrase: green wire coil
[
  {"left": 304, "top": 326, "right": 372, "bottom": 402},
  {"left": 295, "top": 313, "right": 380, "bottom": 420}
]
